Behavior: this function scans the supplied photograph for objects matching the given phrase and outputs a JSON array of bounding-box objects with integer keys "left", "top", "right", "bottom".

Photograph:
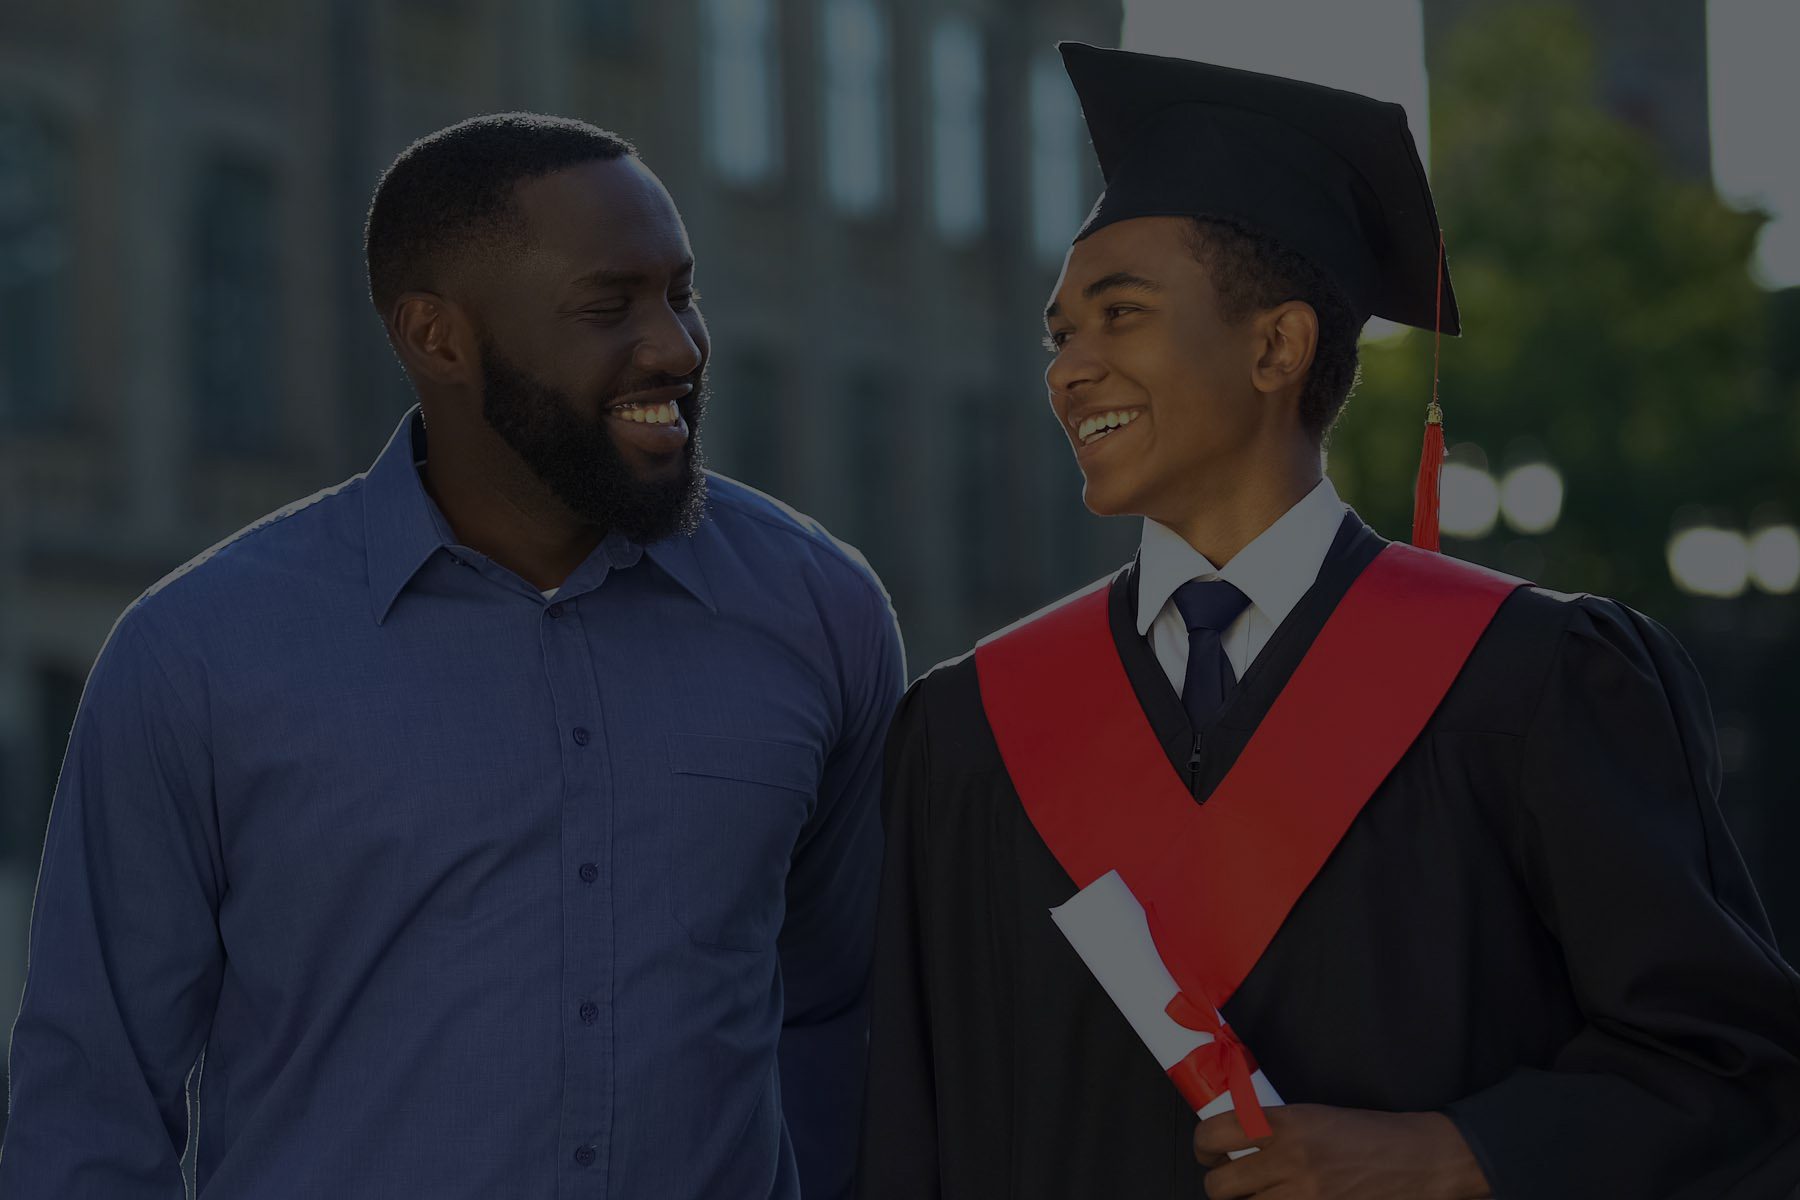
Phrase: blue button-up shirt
[{"left": 0, "top": 404, "right": 906, "bottom": 1199}]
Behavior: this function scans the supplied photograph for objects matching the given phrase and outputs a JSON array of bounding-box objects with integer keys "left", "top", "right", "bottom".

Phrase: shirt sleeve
[
  {"left": 0, "top": 609, "right": 226, "bottom": 1196},
  {"left": 852, "top": 676, "right": 942, "bottom": 1200},
  {"left": 1443, "top": 597, "right": 1800, "bottom": 1200},
  {"left": 776, "top": 574, "right": 906, "bottom": 1200}
]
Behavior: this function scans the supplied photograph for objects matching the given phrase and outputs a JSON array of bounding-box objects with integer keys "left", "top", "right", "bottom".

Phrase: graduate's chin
[{"left": 1078, "top": 474, "right": 1138, "bottom": 518}]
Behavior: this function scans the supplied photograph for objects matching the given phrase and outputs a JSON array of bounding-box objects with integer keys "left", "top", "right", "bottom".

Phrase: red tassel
[
  {"left": 1412, "top": 402, "right": 1444, "bottom": 553},
  {"left": 1411, "top": 228, "right": 1448, "bottom": 553}
]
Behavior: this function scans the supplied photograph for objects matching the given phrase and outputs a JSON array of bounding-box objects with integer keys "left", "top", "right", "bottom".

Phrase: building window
[
  {"left": 190, "top": 155, "right": 279, "bottom": 454},
  {"left": 11, "top": 660, "right": 82, "bottom": 864},
  {"left": 953, "top": 389, "right": 1006, "bottom": 614},
  {"left": 704, "top": 0, "right": 782, "bottom": 185},
  {"left": 845, "top": 367, "right": 897, "bottom": 573},
  {"left": 572, "top": 0, "right": 639, "bottom": 49},
  {"left": 0, "top": 104, "right": 72, "bottom": 430},
  {"left": 929, "top": 16, "right": 986, "bottom": 242},
  {"left": 711, "top": 350, "right": 784, "bottom": 492},
  {"left": 1029, "top": 49, "right": 1086, "bottom": 264},
  {"left": 821, "top": 0, "right": 891, "bottom": 216}
]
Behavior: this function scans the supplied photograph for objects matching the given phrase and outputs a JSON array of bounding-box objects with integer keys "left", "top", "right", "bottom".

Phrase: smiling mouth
[
  {"left": 607, "top": 381, "right": 693, "bottom": 410},
  {"left": 607, "top": 399, "right": 682, "bottom": 427},
  {"left": 602, "top": 380, "right": 692, "bottom": 435},
  {"left": 1075, "top": 409, "right": 1143, "bottom": 447},
  {"left": 600, "top": 387, "right": 691, "bottom": 459}
]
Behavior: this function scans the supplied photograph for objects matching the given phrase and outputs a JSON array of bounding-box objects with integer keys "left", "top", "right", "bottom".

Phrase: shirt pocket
[{"left": 665, "top": 733, "right": 818, "bottom": 953}]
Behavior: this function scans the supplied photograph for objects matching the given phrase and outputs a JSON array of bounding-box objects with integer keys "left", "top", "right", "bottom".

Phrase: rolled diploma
[{"left": 1050, "top": 868, "right": 1283, "bottom": 1160}]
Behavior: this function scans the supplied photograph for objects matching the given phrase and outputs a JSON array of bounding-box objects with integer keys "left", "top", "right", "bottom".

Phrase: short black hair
[
  {"left": 1182, "top": 216, "right": 1364, "bottom": 444},
  {"left": 364, "top": 112, "right": 636, "bottom": 321}
]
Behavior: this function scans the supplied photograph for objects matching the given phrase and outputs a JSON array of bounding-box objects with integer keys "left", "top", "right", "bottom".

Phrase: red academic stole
[{"left": 973, "top": 542, "right": 1525, "bottom": 1136}]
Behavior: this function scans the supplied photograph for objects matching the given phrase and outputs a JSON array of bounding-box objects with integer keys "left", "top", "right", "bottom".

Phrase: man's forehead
[
  {"left": 563, "top": 257, "right": 695, "bottom": 296},
  {"left": 513, "top": 155, "right": 663, "bottom": 215},
  {"left": 511, "top": 158, "right": 691, "bottom": 273}
]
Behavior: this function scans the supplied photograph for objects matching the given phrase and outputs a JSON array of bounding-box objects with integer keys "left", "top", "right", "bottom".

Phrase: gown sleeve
[
  {"left": 1443, "top": 597, "right": 1800, "bottom": 1199},
  {"left": 852, "top": 676, "right": 944, "bottom": 1200}
]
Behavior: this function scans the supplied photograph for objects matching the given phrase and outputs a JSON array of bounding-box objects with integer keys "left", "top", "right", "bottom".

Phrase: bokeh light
[
  {"left": 1668, "top": 527, "right": 1752, "bottom": 597},
  {"left": 1748, "top": 524, "right": 1800, "bottom": 593},
  {"left": 1499, "top": 462, "right": 1565, "bottom": 535},
  {"left": 1440, "top": 462, "right": 1500, "bottom": 540}
]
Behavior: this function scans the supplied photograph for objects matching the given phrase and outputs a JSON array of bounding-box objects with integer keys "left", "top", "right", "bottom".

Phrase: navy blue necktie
[{"left": 1172, "top": 578, "right": 1251, "bottom": 731}]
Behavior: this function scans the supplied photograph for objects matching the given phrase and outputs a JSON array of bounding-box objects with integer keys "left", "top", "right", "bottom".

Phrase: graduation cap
[{"left": 1057, "top": 43, "right": 1459, "bottom": 548}]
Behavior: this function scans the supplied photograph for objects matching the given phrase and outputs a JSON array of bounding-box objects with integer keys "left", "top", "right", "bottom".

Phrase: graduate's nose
[{"left": 1046, "top": 342, "right": 1105, "bottom": 404}]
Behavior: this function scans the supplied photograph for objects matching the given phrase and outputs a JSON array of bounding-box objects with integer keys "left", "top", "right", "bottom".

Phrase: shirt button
[
  {"left": 574, "top": 1144, "right": 596, "bottom": 1167},
  {"left": 572, "top": 727, "right": 590, "bottom": 746},
  {"left": 578, "top": 862, "right": 598, "bottom": 883},
  {"left": 579, "top": 1001, "right": 599, "bottom": 1025},
  {"left": 547, "top": 603, "right": 564, "bottom": 618}
]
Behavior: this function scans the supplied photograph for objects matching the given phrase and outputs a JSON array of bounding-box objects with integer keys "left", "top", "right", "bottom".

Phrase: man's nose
[{"left": 634, "top": 303, "right": 703, "bottom": 378}]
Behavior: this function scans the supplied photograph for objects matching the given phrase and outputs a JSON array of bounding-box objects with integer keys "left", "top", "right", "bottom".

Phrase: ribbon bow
[{"left": 1163, "top": 989, "right": 1273, "bottom": 1140}]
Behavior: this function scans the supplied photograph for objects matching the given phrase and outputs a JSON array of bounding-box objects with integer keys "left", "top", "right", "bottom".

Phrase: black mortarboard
[{"left": 1059, "top": 41, "right": 1459, "bottom": 336}]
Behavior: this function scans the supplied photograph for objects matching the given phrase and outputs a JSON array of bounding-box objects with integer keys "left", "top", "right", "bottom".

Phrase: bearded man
[{"left": 0, "top": 114, "right": 903, "bottom": 1200}]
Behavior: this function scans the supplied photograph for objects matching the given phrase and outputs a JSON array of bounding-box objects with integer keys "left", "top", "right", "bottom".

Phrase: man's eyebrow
[
  {"left": 1043, "top": 271, "right": 1163, "bottom": 323},
  {"left": 568, "top": 268, "right": 642, "bottom": 293},
  {"left": 567, "top": 258, "right": 695, "bottom": 293}
]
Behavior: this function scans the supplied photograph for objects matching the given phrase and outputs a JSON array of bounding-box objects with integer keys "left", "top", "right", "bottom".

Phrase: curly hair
[{"left": 1181, "top": 216, "right": 1364, "bottom": 444}]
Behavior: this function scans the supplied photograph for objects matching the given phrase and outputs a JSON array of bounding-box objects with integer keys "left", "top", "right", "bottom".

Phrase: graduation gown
[{"left": 855, "top": 510, "right": 1800, "bottom": 1200}]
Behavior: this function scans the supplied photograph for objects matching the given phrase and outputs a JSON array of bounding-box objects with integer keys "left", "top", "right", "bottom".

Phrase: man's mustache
[{"left": 606, "top": 371, "right": 702, "bottom": 403}]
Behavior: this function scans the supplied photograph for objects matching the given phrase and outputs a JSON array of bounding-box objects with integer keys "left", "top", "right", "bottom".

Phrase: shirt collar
[
  {"left": 641, "top": 524, "right": 717, "bottom": 615},
  {"left": 362, "top": 403, "right": 716, "bottom": 623},
  {"left": 1134, "top": 476, "right": 1349, "bottom": 637}
]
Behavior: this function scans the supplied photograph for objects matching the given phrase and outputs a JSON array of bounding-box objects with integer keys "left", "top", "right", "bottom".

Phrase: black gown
[{"left": 854, "top": 510, "right": 1800, "bottom": 1200}]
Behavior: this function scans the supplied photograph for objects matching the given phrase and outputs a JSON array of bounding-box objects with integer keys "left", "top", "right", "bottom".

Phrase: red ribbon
[{"left": 1163, "top": 990, "right": 1273, "bottom": 1140}]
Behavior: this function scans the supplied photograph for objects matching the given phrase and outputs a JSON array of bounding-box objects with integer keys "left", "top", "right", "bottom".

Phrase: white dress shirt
[{"left": 1136, "top": 477, "right": 1349, "bottom": 694}]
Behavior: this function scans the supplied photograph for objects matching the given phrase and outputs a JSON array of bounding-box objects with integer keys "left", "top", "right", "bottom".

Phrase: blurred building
[{"left": 0, "top": 0, "right": 1122, "bottom": 1115}]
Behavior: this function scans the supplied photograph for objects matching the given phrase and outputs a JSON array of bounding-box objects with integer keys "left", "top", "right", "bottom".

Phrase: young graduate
[{"left": 854, "top": 43, "right": 1800, "bottom": 1200}]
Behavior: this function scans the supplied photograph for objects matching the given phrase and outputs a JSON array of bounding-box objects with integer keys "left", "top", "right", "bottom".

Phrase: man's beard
[{"left": 477, "top": 334, "right": 708, "bottom": 544}]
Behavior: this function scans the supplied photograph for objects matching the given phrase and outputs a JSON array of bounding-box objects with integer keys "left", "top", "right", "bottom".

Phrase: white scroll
[{"left": 1050, "top": 869, "right": 1283, "bottom": 1160}]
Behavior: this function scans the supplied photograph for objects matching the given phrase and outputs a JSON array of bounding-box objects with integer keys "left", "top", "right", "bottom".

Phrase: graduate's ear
[{"left": 1248, "top": 299, "right": 1319, "bottom": 401}]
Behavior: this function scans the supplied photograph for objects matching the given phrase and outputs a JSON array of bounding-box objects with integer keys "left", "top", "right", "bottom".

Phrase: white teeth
[
  {"left": 1077, "top": 409, "right": 1140, "bottom": 443},
  {"left": 613, "top": 402, "right": 680, "bottom": 426}
]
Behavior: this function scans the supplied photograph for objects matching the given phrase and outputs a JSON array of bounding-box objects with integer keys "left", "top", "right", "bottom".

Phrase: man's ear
[
  {"left": 391, "top": 292, "right": 479, "bottom": 389},
  {"left": 1249, "top": 300, "right": 1319, "bottom": 398}
]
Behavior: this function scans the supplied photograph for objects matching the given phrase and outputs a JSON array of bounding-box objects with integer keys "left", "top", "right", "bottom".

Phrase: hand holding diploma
[
  {"left": 1191, "top": 1105, "right": 1495, "bottom": 1199},
  {"left": 1049, "top": 870, "right": 1283, "bottom": 1160},
  {"left": 1050, "top": 871, "right": 1492, "bottom": 1194}
]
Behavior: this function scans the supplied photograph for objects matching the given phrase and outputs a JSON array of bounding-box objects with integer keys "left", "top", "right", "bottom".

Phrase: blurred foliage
[{"left": 1326, "top": 1, "right": 1797, "bottom": 611}]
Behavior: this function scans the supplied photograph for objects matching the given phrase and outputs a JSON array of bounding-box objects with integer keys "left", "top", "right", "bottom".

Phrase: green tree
[{"left": 1326, "top": 2, "right": 1791, "bottom": 611}]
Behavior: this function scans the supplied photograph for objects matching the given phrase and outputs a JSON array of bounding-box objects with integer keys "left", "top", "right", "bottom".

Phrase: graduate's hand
[{"left": 1192, "top": 1104, "right": 1492, "bottom": 1199}]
